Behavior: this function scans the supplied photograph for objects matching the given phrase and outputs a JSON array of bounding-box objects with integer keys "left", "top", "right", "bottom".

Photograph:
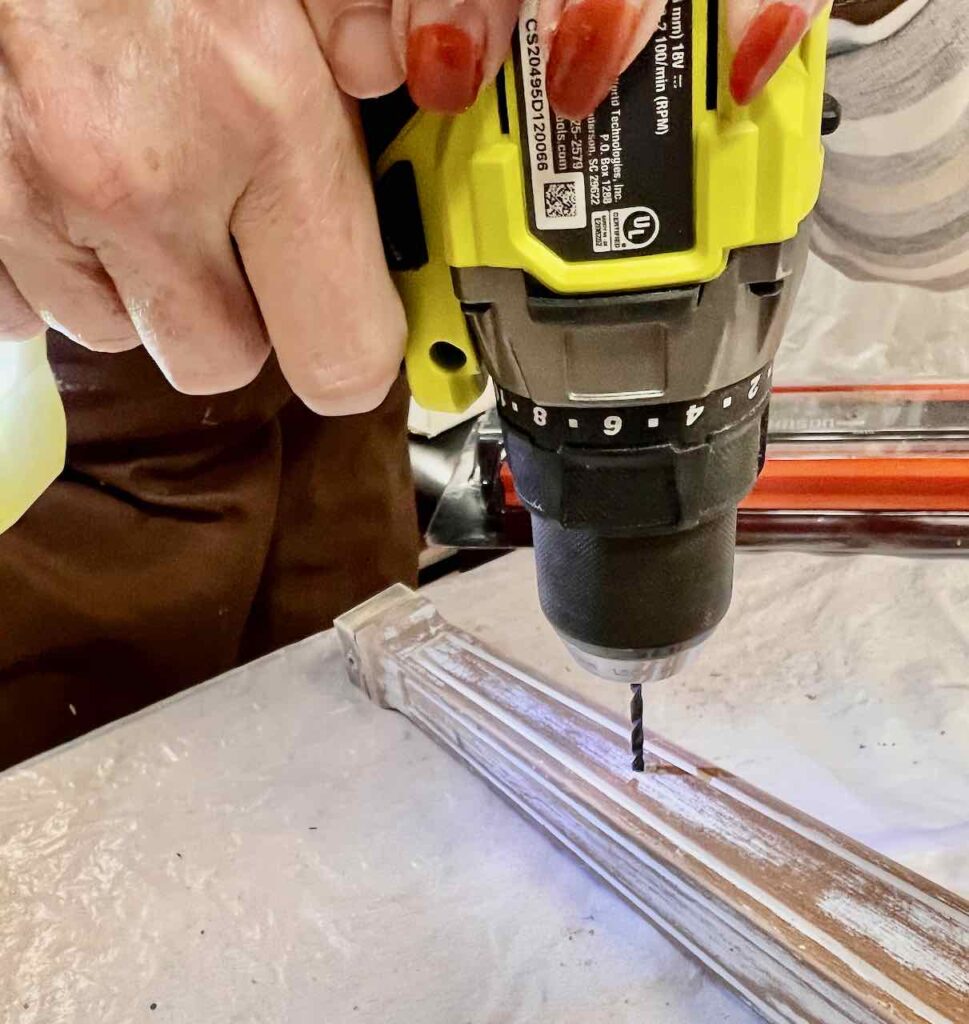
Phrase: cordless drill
[{"left": 367, "top": 0, "right": 829, "bottom": 755}]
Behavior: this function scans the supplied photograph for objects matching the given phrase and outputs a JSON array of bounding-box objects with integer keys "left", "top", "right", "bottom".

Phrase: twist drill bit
[{"left": 630, "top": 684, "right": 645, "bottom": 772}]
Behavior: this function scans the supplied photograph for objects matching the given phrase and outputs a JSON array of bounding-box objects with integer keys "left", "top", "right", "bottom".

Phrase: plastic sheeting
[
  {"left": 777, "top": 253, "right": 969, "bottom": 386},
  {"left": 2, "top": 550, "right": 968, "bottom": 1024}
]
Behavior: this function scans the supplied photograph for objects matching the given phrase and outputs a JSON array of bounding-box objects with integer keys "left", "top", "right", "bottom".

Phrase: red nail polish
[
  {"left": 547, "top": 0, "right": 637, "bottom": 122},
  {"left": 730, "top": 3, "right": 809, "bottom": 106},
  {"left": 406, "top": 23, "right": 484, "bottom": 115}
]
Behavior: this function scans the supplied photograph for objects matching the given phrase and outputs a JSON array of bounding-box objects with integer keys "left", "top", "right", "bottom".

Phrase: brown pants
[
  {"left": 832, "top": 0, "right": 908, "bottom": 26},
  {"left": 0, "top": 333, "right": 418, "bottom": 770}
]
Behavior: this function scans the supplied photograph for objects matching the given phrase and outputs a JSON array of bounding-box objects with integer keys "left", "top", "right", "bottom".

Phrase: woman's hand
[
  {"left": 315, "top": 0, "right": 831, "bottom": 118},
  {"left": 0, "top": 0, "right": 405, "bottom": 415},
  {"left": 0, "top": 0, "right": 829, "bottom": 417}
]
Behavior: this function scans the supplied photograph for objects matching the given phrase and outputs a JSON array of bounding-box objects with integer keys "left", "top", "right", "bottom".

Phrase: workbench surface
[{"left": 2, "top": 550, "right": 967, "bottom": 1024}]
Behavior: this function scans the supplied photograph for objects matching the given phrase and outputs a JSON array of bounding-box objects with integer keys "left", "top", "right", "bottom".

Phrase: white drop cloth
[{"left": 1, "top": 550, "right": 967, "bottom": 1024}]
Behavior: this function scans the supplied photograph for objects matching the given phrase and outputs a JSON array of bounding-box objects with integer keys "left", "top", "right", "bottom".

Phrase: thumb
[{"left": 307, "top": 0, "right": 406, "bottom": 99}]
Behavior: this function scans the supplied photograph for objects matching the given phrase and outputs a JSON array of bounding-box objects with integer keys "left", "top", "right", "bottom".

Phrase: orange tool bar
[{"left": 744, "top": 457, "right": 969, "bottom": 512}]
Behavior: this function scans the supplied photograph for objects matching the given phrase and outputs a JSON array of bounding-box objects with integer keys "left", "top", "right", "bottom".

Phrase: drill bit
[{"left": 630, "top": 683, "right": 645, "bottom": 772}]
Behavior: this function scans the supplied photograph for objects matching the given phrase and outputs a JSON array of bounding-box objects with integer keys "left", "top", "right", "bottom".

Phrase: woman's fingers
[
  {"left": 0, "top": 0, "right": 403, "bottom": 412},
  {"left": 534, "top": 0, "right": 827, "bottom": 120},
  {"left": 308, "top": 0, "right": 406, "bottom": 99},
  {"left": 0, "top": 263, "right": 44, "bottom": 343},
  {"left": 0, "top": 196, "right": 268, "bottom": 388},
  {"left": 620, "top": 0, "right": 672, "bottom": 72},
  {"left": 540, "top": 0, "right": 668, "bottom": 121},
  {"left": 728, "top": 0, "right": 829, "bottom": 105},
  {"left": 93, "top": 223, "right": 271, "bottom": 395},
  {"left": 0, "top": 234, "right": 140, "bottom": 354},
  {"left": 232, "top": 84, "right": 405, "bottom": 416},
  {"left": 393, "top": 0, "right": 523, "bottom": 114}
]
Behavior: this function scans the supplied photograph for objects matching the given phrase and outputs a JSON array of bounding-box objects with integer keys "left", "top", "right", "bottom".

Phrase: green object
[{"left": 0, "top": 336, "right": 66, "bottom": 534}]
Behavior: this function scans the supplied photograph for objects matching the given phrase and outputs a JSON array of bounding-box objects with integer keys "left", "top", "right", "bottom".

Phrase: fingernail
[
  {"left": 328, "top": 2, "right": 403, "bottom": 99},
  {"left": 730, "top": 3, "right": 809, "bottom": 106},
  {"left": 406, "top": 2, "right": 486, "bottom": 114},
  {"left": 547, "top": 0, "right": 638, "bottom": 122}
]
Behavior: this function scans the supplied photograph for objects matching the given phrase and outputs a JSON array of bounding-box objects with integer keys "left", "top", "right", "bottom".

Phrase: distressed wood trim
[{"left": 336, "top": 586, "right": 969, "bottom": 1024}]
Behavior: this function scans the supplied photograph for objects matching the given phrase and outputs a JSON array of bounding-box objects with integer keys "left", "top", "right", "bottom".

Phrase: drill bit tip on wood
[{"left": 630, "top": 684, "right": 645, "bottom": 772}]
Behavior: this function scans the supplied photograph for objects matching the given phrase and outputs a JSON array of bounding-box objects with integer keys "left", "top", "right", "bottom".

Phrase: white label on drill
[
  {"left": 518, "top": 2, "right": 587, "bottom": 232},
  {"left": 591, "top": 206, "right": 661, "bottom": 253}
]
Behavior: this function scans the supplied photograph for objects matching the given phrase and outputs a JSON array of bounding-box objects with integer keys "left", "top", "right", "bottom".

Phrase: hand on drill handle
[
  {"left": 323, "top": 0, "right": 829, "bottom": 117},
  {"left": 0, "top": 0, "right": 826, "bottom": 417}
]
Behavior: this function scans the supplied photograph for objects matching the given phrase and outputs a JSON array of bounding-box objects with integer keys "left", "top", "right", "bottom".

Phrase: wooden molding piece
[{"left": 335, "top": 586, "right": 969, "bottom": 1024}]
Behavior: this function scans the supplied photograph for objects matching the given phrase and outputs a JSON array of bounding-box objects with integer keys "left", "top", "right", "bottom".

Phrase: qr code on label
[{"left": 543, "top": 181, "right": 578, "bottom": 220}]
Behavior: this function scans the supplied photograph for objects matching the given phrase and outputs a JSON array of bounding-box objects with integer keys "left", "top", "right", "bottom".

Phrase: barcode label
[
  {"left": 544, "top": 181, "right": 578, "bottom": 220},
  {"left": 534, "top": 172, "right": 585, "bottom": 229}
]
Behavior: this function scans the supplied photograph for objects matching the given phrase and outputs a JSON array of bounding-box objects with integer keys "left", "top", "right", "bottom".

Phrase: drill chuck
[
  {"left": 498, "top": 355, "right": 773, "bottom": 682},
  {"left": 534, "top": 515, "right": 733, "bottom": 683}
]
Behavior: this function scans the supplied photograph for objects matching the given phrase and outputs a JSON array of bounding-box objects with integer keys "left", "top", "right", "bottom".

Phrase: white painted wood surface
[
  {"left": 338, "top": 583, "right": 969, "bottom": 1024},
  {"left": 428, "top": 551, "right": 969, "bottom": 900}
]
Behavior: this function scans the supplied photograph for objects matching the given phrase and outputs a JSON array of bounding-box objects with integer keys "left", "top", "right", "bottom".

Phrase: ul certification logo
[{"left": 592, "top": 206, "right": 661, "bottom": 254}]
